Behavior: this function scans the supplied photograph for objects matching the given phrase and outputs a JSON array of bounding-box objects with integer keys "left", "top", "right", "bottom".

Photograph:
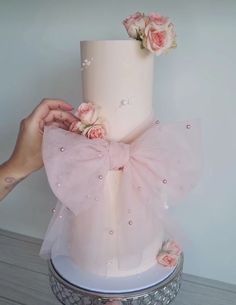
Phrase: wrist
[{"left": 2, "top": 158, "right": 32, "bottom": 180}]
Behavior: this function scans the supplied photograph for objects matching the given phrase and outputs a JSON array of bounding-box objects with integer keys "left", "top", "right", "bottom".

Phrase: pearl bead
[
  {"left": 52, "top": 208, "right": 56, "bottom": 213},
  {"left": 128, "top": 220, "right": 133, "bottom": 225},
  {"left": 98, "top": 175, "right": 103, "bottom": 180},
  {"left": 186, "top": 124, "right": 191, "bottom": 129},
  {"left": 164, "top": 202, "right": 169, "bottom": 209},
  {"left": 98, "top": 153, "right": 103, "bottom": 158},
  {"left": 59, "top": 215, "right": 63, "bottom": 219},
  {"left": 56, "top": 183, "right": 61, "bottom": 187},
  {"left": 162, "top": 179, "right": 167, "bottom": 184},
  {"left": 59, "top": 147, "right": 65, "bottom": 152},
  {"left": 109, "top": 230, "right": 114, "bottom": 235}
]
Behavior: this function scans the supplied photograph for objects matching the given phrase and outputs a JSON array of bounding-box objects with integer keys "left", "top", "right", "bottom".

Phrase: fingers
[
  {"left": 39, "top": 109, "right": 78, "bottom": 133},
  {"left": 32, "top": 98, "right": 74, "bottom": 121},
  {"left": 43, "top": 109, "right": 77, "bottom": 124}
]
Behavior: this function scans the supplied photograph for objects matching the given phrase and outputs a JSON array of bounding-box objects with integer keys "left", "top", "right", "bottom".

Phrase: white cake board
[{"left": 52, "top": 255, "right": 176, "bottom": 293}]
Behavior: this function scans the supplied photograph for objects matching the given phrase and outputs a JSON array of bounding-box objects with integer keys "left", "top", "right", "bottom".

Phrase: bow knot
[{"left": 108, "top": 141, "right": 130, "bottom": 170}]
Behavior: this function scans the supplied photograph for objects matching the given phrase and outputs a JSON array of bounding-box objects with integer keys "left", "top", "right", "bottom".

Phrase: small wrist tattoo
[{"left": 4, "top": 176, "right": 24, "bottom": 190}]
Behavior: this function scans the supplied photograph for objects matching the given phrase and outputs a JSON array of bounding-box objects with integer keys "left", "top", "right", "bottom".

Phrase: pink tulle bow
[{"left": 42, "top": 119, "right": 203, "bottom": 217}]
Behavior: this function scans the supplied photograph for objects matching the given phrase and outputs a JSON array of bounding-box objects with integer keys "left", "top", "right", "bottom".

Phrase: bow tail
[{"left": 115, "top": 164, "right": 165, "bottom": 270}]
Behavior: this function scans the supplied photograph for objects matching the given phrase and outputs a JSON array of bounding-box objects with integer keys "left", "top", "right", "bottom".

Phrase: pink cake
[{"left": 40, "top": 13, "right": 202, "bottom": 281}]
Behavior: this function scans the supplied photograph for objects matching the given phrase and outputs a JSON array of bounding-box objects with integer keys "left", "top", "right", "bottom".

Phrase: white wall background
[{"left": 0, "top": 0, "right": 235, "bottom": 285}]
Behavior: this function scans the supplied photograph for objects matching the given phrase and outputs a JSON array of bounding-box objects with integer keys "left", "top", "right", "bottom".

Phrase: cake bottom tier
[{"left": 48, "top": 253, "right": 184, "bottom": 305}]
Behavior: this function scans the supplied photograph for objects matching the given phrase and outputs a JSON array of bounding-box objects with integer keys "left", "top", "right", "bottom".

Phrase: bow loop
[{"left": 108, "top": 141, "right": 130, "bottom": 170}]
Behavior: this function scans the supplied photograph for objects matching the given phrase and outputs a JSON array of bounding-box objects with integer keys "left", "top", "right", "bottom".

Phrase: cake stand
[{"left": 48, "top": 253, "right": 183, "bottom": 305}]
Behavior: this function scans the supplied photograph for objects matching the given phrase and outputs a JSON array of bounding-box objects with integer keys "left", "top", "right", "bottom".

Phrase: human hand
[{"left": 6, "top": 98, "right": 77, "bottom": 178}]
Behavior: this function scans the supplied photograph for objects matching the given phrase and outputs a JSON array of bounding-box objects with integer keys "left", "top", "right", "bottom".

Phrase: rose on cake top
[
  {"left": 123, "top": 12, "right": 177, "bottom": 55},
  {"left": 69, "top": 102, "right": 107, "bottom": 139}
]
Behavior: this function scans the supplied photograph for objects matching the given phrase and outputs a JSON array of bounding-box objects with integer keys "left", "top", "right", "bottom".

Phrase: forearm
[{"left": 0, "top": 160, "right": 29, "bottom": 201}]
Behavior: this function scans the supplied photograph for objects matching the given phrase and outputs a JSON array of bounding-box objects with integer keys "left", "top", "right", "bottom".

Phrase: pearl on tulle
[
  {"left": 52, "top": 208, "right": 56, "bottom": 213},
  {"left": 59, "top": 147, "right": 65, "bottom": 152},
  {"left": 162, "top": 179, "right": 168, "bottom": 184},
  {"left": 109, "top": 230, "right": 114, "bottom": 235},
  {"left": 98, "top": 153, "right": 103, "bottom": 158},
  {"left": 164, "top": 202, "right": 169, "bottom": 209},
  {"left": 128, "top": 220, "right": 133, "bottom": 225},
  {"left": 59, "top": 215, "right": 63, "bottom": 219},
  {"left": 98, "top": 175, "right": 103, "bottom": 180},
  {"left": 56, "top": 182, "right": 61, "bottom": 187},
  {"left": 186, "top": 124, "right": 191, "bottom": 129}
]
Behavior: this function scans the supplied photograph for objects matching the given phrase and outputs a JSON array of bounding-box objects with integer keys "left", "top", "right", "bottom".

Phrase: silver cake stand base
[{"left": 48, "top": 254, "right": 184, "bottom": 305}]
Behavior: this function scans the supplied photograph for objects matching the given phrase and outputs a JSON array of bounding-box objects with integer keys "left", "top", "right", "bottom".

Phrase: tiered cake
[{"left": 69, "top": 40, "right": 164, "bottom": 277}]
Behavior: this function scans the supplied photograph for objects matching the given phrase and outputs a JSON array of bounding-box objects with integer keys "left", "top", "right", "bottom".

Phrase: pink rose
[
  {"left": 83, "top": 124, "right": 106, "bottom": 139},
  {"left": 69, "top": 120, "right": 85, "bottom": 134},
  {"left": 163, "top": 240, "right": 182, "bottom": 255},
  {"left": 156, "top": 252, "right": 179, "bottom": 267},
  {"left": 123, "top": 12, "right": 147, "bottom": 39},
  {"left": 148, "top": 12, "right": 169, "bottom": 25},
  {"left": 74, "top": 102, "right": 98, "bottom": 125},
  {"left": 143, "top": 21, "right": 176, "bottom": 55}
]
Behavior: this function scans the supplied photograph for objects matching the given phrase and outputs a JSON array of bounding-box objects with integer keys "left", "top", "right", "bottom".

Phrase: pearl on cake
[
  {"left": 186, "top": 124, "right": 191, "bottom": 129},
  {"left": 59, "top": 147, "right": 65, "bottom": 152},
  {"left": 109, "top": 230, "right": 114, "bottom": 235},
  {"left": 128, "top": 220, "right": 133, "bottom": 225},
  {"left": 98, "top": 175, "right": 103, "bottom": 180},
  {"left": 119, "top": 98, "right": 130, "bottom": 108},
  {"left": 162, "top": 179, "right": 168, "bottom": 184},
  {"left": 52, "top": 208, "right": 56, "bottom": 213}
]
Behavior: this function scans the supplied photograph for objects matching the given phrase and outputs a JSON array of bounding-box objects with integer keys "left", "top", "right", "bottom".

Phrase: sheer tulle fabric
[{"left": 39, "top": 118, "right": 203, "bottom": 274}]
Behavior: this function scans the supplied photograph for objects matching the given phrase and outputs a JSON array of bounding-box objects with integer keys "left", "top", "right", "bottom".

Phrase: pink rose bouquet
[
  {"left": 69, "top": 102, "right": 107, "bottom": 139},
  {"left": 123, "top": 11, "right": 177, "bottom": 55},
  {"left": 156, "top": 240, "right": 182, "bottom": 267}
]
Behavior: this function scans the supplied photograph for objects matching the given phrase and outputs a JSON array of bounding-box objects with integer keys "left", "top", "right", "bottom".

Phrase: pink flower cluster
[
  {"left": 69, "top": 102, "right": 106, "bottom": 139},
  {"left": 123, "top": 12, "right": 177, "bottom": 55},
  {"left": 156, "top": 240, "right": 182, "bottom": 267}
]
